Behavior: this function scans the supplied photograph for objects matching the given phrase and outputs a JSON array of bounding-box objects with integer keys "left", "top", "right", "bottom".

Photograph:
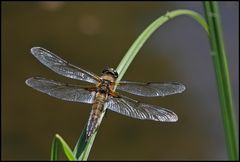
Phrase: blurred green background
[{"left": 2, "top": 1, "right": 239, "bottom": 160}]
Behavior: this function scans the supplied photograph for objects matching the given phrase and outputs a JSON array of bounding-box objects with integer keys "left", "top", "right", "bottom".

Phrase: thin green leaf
[
  {"left": 51, "top": 134, "right": 59, "bottom": 161},
  {"left": 50, "top": 134, "right": 76, "bottom": 161},
  {"left": 76, "top": 109, "right": 105, "bottom": 160},
  {"left": 73, "top": 125, "right": 88, "bottom": 159},
  {"left": 78, "top": 132, "right": 97, "bottom": 160}
]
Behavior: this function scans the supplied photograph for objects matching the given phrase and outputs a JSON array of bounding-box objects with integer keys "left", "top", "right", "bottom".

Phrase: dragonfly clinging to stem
[{"left": 25, "top": 47, "right": 186, "bottom": 140}]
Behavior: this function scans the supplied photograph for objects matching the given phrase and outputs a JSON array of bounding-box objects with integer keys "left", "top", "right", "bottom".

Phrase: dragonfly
[{"left": 25, "top": 47, "right": 186, "bottom": 140}]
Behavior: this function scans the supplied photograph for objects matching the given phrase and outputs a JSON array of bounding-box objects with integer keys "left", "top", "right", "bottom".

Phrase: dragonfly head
[{"left": 102, "top": 67, "right": 118, "bottom": 79}]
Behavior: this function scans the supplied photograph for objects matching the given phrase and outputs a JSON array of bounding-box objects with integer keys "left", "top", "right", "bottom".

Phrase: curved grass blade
[
  {"left": 51, "top": 134, "right": 76, "bottom": 161},
  {"left": 116, "top": 9, "right": 208, "bottom": 81},
  {"left": 73, "top": 9, "right": 209, "bottom": 160}
]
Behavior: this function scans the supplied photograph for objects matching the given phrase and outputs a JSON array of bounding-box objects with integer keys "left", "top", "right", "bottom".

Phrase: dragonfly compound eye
[{"left": 102, "top": 67, "right": 118, "bottom": 78}]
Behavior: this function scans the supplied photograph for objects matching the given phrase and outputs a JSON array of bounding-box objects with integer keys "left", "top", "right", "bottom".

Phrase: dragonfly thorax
[
  {"left": 97, "top": 85, "right": 109, "bottom": 94},
  {"left": 97, "top": 79, "right": 111, "bottom": 94}
]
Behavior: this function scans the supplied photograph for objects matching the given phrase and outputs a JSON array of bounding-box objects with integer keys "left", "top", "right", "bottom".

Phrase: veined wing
[
  {"left": 25, "top": 77, "right": 96, "bottom": 104},
  {"left": 106, "top": 95, "right": 178, "bottom": 122},
  {"left": 30, "top": 47, "right": 100, "bottom": 84},
  {"left": 117, "top": 81, "right": 186, "bottom": 97}
]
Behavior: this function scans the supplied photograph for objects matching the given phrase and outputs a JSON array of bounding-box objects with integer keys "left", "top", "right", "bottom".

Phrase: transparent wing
[
  {"left": 106, "top": 95, "right": 178, "bottom": 122},
  {"left": 25, "top": 77, "right": 96, "bottom": 104},
  {"left": 117, "top": 81, "right": 186, "bottom": 97},
  {"left": 30, "top": 47, "right": 100, "bottom": 84}
]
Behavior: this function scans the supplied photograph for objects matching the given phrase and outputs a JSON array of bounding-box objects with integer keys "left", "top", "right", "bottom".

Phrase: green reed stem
[{"left": 203, "top": 2, "right": 238, "bottom": 160}]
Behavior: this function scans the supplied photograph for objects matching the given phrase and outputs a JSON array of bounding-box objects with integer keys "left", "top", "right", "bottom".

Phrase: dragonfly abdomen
[{"left": 86, "top": 92, "right": 107, "bottom": 140}]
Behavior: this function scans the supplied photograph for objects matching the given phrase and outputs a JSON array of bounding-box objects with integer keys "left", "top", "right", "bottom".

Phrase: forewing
[
  {"left": 25, "top": 77, "right": 96, "bottom": 104},
  {"left": 117, "top": 81, "right": 186, "bottom": 97},
  {"left": 30, "top": 47, "right": 100, "bottom": 84},
  {"left": 106, "top": 95, "right": 178, "bottom": 122}
]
